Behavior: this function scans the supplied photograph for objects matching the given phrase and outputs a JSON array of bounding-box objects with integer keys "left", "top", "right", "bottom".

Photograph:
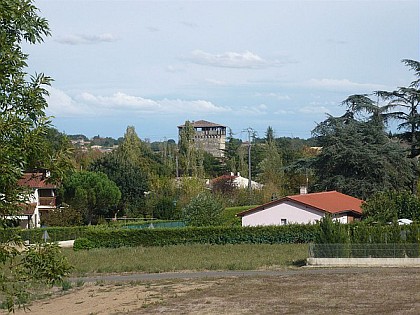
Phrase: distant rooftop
[{"left": 178, "top": 120, "right": 226, "bottom": 129}]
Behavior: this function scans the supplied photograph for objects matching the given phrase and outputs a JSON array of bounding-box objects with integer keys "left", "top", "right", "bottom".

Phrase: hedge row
[
  {"left": 0, "top": 226, "right": 89, "bottom": 243},
  {"left": 74, "top": 224, "right": 318, "bottom": 249}
]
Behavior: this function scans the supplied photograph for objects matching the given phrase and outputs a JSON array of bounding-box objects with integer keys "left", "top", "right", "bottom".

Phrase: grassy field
[{"left": 63, "top": 243, "right": 309, "bottom": 275}]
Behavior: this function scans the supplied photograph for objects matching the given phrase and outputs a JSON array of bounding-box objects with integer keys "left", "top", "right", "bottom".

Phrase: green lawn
[{"left": 63, "top": 243, "right": 309, "bottom": 276}]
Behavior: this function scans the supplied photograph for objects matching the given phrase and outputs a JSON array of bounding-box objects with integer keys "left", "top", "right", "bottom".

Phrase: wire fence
[{"left": 309, "top": 243, "right": 420, "bottom": 258}]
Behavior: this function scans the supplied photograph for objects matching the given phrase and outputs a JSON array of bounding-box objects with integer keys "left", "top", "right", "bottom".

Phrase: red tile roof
[
  {"left": 237, "top": 191, "right": 363, "bottom": 217},
  {"left": 21, "top": 203, "right": 37, "bottom": 215},
  {"left": 17, "top": 173, "right": 57, "bottom": 189}
]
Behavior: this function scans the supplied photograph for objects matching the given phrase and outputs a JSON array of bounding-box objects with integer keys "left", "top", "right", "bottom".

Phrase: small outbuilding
[{"left": 237, "top": 191, "right": 363, "bottom": 226}]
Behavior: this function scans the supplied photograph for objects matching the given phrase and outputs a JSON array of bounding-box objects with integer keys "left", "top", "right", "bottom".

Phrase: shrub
[
  {"left": 72, "top": 224, "right": 318, "bottom": 249},
  {"left": 73, "top": 238, "right": 94, "bottom": 251},
  {"left": 182, "top": 192, "right": 224, "bottom": 227}
]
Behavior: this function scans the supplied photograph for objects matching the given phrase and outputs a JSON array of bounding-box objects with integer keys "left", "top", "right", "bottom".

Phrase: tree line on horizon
[
  {"left": 14, "top": 57, "right": 420, "bottom": 226},
  {"left": 2, "top": 1, "right": 420, "bottom": 311}
]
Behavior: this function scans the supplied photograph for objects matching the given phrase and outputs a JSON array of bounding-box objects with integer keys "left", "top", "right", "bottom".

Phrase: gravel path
[{"left": 68, "top": 266, "right": 399, "bottom": 283}]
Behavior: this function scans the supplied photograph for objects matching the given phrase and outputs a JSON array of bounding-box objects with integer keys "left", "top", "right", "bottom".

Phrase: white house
[
  {"left": 237, "top": 191, "right": 363, "bottom": 226},
  {"left": 14, "top": 172, "right": 58, "bottom": 228},
  {"left": 210, "top": 172, "right": 263, "bottom": 191}
]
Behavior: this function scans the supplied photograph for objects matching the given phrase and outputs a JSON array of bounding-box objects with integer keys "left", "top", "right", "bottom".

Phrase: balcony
[{"left": 38, "top": 197, "right": 56, "bottom": 207}]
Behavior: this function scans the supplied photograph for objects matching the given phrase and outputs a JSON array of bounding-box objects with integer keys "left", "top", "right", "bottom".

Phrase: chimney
[{"left": 300, "top": 186, "right": 308, "bottom": 195}]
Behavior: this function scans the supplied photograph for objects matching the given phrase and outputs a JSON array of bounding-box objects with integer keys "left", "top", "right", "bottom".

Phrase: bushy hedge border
[
  {"left": 0, "top": 226, "right": 89, "bottom": 243},
  {"left": 74, "top": 224, "right": 318, "bottom": 249}
]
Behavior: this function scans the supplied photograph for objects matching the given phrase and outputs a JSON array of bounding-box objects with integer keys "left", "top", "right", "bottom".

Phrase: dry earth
[{"left": 10, "top": 268, "right": 420, "bottom": 315}]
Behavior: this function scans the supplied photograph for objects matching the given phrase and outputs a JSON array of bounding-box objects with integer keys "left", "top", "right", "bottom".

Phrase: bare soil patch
[{"left": 10, "top": 268, "right": 420, "bottom": 314}]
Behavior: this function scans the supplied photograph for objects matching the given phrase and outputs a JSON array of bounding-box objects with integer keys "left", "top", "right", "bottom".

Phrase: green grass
[{"left": 63, "top": 243, "right": 309, "bottom": 275}]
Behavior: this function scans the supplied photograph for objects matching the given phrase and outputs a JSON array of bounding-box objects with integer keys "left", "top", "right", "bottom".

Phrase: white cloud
[
  {"left": 299, "top": 105, "right": 331, "bottom": 114},
  {"left": 274, "top": 109, "right": 295, "bottom": 115},
  {"left": 205, "top": 78, "right": 227, "bottom": 86},
  {"left": 188, "top": 50, "right": 282, "bottom": 69},
  {"left": 255, "top": 92, "right": 291, "bottom": 100},
  {"left": 166, "top": 64, "right": 186, "bottom": 73},
  {"left": 46, "top": 90, "right": 231, "bottom": 117},
  {"left": 146, "top": 26, "right": 160, "bottom": 32},
  {"left": 55, "top": 33, "right": 119, "bottom": 45},
  {"left": 240, "top": 104, "right": 268, "bottom": 115},
  {"left": 79, "top": 92, "right": 160, "bottom": 112},
  {"left": 45, "top": 87, "right": 93, "bottom": 117},
  {"left": 303, "top": 78, "right": 385, "bottom": 91}
]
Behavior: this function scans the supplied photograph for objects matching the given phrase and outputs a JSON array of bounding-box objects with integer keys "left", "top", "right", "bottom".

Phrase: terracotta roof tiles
[
  {"left": 17, "top": 173, "right": 57, "bottom": 189},
  {"left": 237, "top": 191, "right": 363, "bottom": 217}
]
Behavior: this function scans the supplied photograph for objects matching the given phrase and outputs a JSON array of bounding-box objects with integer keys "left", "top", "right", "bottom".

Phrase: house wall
[
  {"left": 334, "top": 214, "right": 350, "bottom": 224},
  {"left": 241, "top": 200, "right": 325, "bottom": 226}
]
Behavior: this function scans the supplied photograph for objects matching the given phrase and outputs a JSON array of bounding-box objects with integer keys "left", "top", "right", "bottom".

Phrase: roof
[
  {"left": 17, "top": 173, "right": 57, "bottom": 189},
  {"left": 237, "top": 191, "right": 363, "bottom": 217},
  {"left": 21, "top": 203, "right": 37, "bottom": 215},
  {"left": 178, "top": 120, "right": 226, "bottom": 128}
]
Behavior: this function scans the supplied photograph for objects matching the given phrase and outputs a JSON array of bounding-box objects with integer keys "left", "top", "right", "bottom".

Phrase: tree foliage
[
  {"left": 182, "top": 191, "right": 224, "bottom": 227},
  {"left": 311, "top": 96, "right": 414, "bottom": 199},
  {"left": 89, "top": 126, "right": 157, "bottom": 217},
  {"left": 375, "top": 59, "right": 420, "bottom": 158},
  {"left": 0, "top": 1, "right": 72, "bottom": 310},
  {"left": 178, "top": 121, "right": 205, "bottom": 177},
  {"left": 61, "top": 171, "right": 121, "bottom": 224},
  {"left": 362, "top": 190, "right": 420, "bottom": 223}
]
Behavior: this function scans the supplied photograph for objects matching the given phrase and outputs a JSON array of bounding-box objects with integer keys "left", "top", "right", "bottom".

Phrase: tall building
[{"left": 178, "top": 120, "right": 226, "bottom": 158}]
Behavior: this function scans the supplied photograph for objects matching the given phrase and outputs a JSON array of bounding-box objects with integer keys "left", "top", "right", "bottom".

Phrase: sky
[{"left": 24, "top": 0, "right": 419, "bottom": 142}]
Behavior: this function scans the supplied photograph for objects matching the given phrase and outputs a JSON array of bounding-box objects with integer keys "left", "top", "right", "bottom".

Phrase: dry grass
[
  {"left": 146, "top": 268, "right": 420, "bottom": 314},
  {"left": 10, "top": 268, "right": 420, "bottom": 314},
  {"left": 63, "top": 243, "right": 309, "bottom": 275}
]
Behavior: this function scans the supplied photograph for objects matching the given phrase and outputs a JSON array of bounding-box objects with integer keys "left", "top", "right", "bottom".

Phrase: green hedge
[
  {"left": 76, "top": 224, "right": 318, "bottom": 248},
  {"left": 0, "top": 226, "right": 89, "bottom": 243}
]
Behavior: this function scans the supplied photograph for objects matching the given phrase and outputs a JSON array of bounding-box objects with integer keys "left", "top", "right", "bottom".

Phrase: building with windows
[
  {"left": 237, "top": 191, "right": 363, "bottom": 227},
  {"left": 15, "top": 171, "right": 57, "bottom": 228},
  {"left": 178, "top": 120, "right": 227, "bottom": 158}
]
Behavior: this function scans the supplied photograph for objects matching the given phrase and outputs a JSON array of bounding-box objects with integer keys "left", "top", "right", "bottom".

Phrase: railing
[
  {"left": 309, "top": 243, "right": 420, "bottom": 258},
  {"left": 38, "top": 197, "right": 56, "bottom": 207}
]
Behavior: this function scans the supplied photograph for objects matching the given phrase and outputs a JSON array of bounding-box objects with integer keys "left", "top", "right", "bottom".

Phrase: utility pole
[{"left": 243, "top": 127, "right": 255, "bottom": 193}]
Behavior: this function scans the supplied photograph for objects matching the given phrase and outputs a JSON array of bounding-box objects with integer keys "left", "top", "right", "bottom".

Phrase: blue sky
[{"left": 25, "top": 0, "right": 419, "bottom": 141}]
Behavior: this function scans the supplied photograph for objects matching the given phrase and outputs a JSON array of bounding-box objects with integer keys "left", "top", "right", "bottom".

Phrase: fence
[{"left": 309, "top": 243, "right": 420, "bottom": 258}]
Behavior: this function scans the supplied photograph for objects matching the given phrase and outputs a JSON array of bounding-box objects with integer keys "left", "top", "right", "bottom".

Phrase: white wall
[
  {"left": 334, "top": 214, "right": 349, "bottom": 224},
  {"left": 241, "top": 200, "right": 325, "bottom": 226}
]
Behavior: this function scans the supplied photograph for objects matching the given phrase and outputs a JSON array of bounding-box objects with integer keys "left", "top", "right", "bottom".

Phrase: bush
[
  {"left": 182, "top": 192, "right": 224, "bottom": 227},
  {"left": 71, "top": 224, "right": 318, "bottom": 249},
  {"left": 73, "top": 238, "right": 94, "bottom": 251}
]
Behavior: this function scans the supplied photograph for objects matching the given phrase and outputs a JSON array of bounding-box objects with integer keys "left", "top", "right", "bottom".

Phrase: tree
[
  {"left": 311, "top": 97, "right": 414, "bottom": 199},
  {"left": 375, "top": 59, "right": 420, "bottom": 192},
  {"left": 178, "top": 120, "right": 205, "bottom": 177},
  {"left": 61, "top": 171, "right": 121, "bottom": 224},
  {"left": 182, "top": 191, "right": 224, "bottom": 227},
  {"left": 142, "top": 175, "right": 180, "bottom": 220},
  {"left": 90, "top": 154, "right": 149, "bottom": 217},
  {"left": 362, "top": 190, "right": 420, "bottom": 224},
  {"left": 222, "top": 128, "right": 242, "bottom": 174},
  {"left": 89, "top": 126, "right": 162, "bottom": 217},
  {"left": 1, "top": 1, "right": 72, "bottom": 310},
  {"left": 258, "top": 127, "right": 284, "bottom": 188},
  {"left": 375, "top": 60, "right": 420, "bottom": 159}
]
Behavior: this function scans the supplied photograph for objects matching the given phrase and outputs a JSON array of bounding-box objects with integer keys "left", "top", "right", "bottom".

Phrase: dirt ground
[{"left": 11, "top": 268, "right": 420, "bottom": 314}]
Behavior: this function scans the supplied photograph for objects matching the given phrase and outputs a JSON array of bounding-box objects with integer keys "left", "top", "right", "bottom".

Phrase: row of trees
[{"left": 42, "top": 58, "right": 420, "bottom": 224}]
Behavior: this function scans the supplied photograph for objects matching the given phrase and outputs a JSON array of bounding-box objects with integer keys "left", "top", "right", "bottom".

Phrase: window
[{"left": 281, "top": 219, "right": 287, "bottom": 225}]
